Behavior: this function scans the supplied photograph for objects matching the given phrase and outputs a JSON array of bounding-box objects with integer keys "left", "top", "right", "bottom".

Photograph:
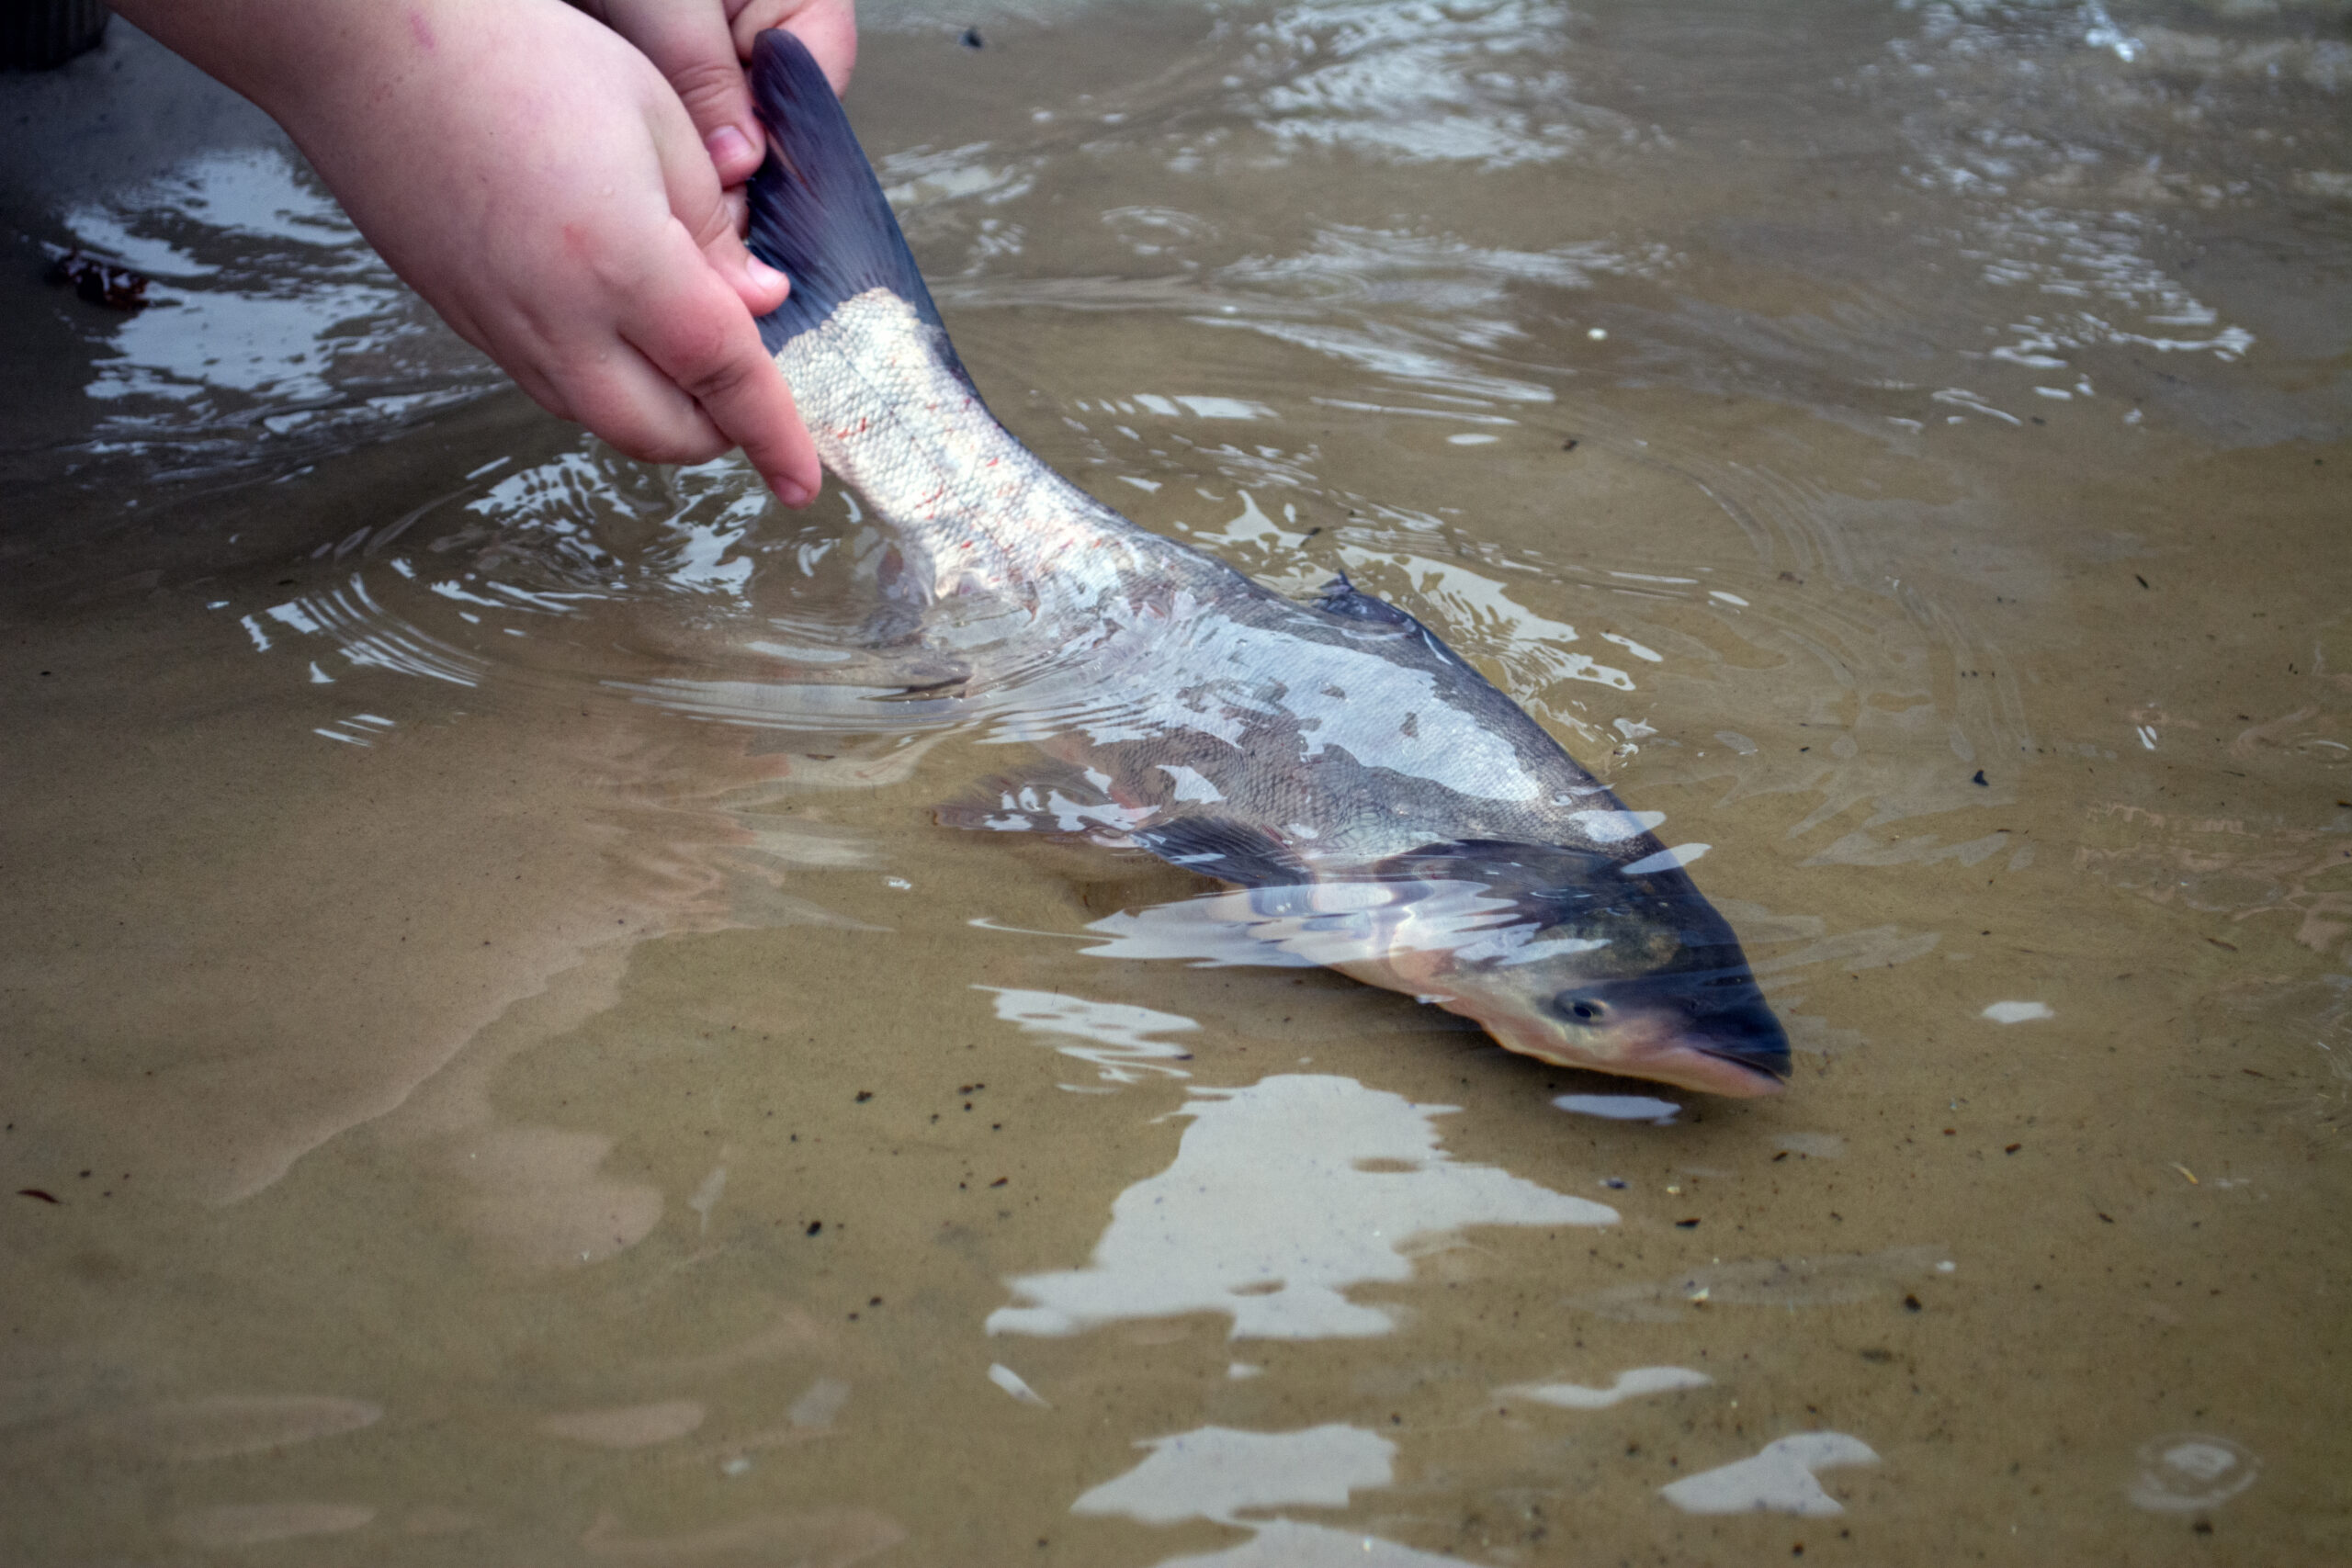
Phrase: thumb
[{"left": 711, "top": 226, "right": 793, "bottom": 322}]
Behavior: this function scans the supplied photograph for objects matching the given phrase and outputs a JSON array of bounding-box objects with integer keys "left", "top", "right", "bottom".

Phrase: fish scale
[{"left": 744, "top": 30, "right": 1791, "bottom": 1097}]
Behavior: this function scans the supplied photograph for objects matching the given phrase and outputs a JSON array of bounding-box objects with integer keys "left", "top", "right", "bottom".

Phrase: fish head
[{"left": 1370, "top": 841, "right": 1792, "bottom": 1098}]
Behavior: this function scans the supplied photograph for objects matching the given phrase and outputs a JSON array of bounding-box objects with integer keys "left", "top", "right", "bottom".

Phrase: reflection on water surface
[
  {"left": 1, "top": 1, "right": 2347, "bottom": 1562},
  {"left": 988, "top": 1075, "right": 1616, "bottom": 1339}
]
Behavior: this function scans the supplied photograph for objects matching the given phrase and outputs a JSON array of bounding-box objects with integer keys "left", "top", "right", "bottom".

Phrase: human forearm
[{"left": 107, "top": 0, "right": 844, "bottom": 504}]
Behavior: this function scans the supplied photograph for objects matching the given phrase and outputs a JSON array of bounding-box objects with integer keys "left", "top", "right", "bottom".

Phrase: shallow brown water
[{"left": 3, "top": 3, "right": 2348, "bottom": 1563}]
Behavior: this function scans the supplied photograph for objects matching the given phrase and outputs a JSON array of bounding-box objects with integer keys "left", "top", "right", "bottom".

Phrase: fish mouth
[
  {"left": 1434, "top": 991, "right": 1791, "bottom": 1099},
  {"left": 1646, "top": 985, "right": 1792, "bottom": 1098},
  {"left": 1657, "top": 1043, "right": 1789, "bottom": 1099},
  {"left": 1504, "top": 1031, "right": 1787, "bottom": 1100}
]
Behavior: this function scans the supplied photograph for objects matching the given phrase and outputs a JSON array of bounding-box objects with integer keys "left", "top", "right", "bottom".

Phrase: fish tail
[{"left": 744, "top": 29, "right": 967, "bottom": 379}]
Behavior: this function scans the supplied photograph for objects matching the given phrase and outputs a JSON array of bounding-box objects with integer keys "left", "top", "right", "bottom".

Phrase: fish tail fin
[{"left": 745, "top": 29, "right": 965, "bottom": 374}]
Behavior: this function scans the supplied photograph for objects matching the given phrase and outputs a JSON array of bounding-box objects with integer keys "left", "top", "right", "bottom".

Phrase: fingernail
[
  {"left": 746, "top": 256, "right": 788, "bottom": 295},
  {"left": 706, "top": 124, "right": 754, "bottom": 170},
  {"left": 772, "top": 477, "right": 812, "bottom": 508}
]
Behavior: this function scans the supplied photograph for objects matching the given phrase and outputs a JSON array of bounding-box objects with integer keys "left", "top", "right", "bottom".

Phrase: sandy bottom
[{"left": 2, "top": 4, "right": 2346, "bottom": 1563}]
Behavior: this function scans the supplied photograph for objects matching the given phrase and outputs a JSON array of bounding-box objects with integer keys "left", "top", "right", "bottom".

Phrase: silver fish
[{"left": 744, "top": 32, "right": 1789, "bottom": 1097}]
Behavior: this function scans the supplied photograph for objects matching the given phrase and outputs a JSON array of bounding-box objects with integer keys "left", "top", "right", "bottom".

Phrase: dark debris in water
[
  {"left": 960, "top": 27, "right": 985, "bottom": 50},
  {"left": 48, "top": 250, "right": 149, "bottom": 311}
]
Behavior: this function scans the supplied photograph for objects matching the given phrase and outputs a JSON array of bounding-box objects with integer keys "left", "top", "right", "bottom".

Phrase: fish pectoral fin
[
  {"left": 1129, "top": 817, "right": 1311, "bottom": 889},
  {"left": 868, "top": 666, "right": 972, "bottom": 702},
  {"left": 744, "top": 648, "right": 971, "bottom": 700},
  {"left": 1376, "top": 839, "right": 1616, "bottom": 908}
]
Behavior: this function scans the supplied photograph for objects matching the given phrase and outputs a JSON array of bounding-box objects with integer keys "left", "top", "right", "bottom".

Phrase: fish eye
[{"left": 1555, "top": 992, "right": 1608, "bottom": 1024}]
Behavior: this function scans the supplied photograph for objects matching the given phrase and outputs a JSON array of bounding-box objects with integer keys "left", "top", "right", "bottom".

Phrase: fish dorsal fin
[
  {"left": 1130, "top": 818, "right": 1312, "bottom": 889},
  {"left": 744, "top": 30, "right": 968, "bottom": 380},
  {"left": 1309, "top": 573, "right": 1491, "bottom": 680},
  {"left": 1310, "top": 573, "right": 1417, "bottom": 627}
]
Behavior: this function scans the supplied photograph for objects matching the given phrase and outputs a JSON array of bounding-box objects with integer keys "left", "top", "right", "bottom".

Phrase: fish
[{"left": 741, "top": 30, "right": 1790, "bottom": 1098}]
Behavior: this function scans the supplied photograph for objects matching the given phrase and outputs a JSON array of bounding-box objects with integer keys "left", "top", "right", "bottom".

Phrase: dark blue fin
[
  {"left": 1310, "top": 573, "right": 1490, "bottom": 680},
  {"left": 1130, "top": 817, "right": 1311, "bottom": 888},
  {"left": 1311, "top": 572, "right": 1416, "bottom": 627},
  {"left": 744, "top": 29, "right": 968, "bottom": 381}
]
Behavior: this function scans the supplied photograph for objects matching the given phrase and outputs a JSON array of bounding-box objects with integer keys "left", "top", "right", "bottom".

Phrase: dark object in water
[
  {"left": 50, "top": 250, "right": 150, "bottom": 311},
  {"left": 960, "top": 28, "right": 985, "bottom": 50}
]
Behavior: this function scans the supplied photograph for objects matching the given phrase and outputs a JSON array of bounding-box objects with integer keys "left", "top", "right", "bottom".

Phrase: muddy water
[{"left": 2, "top": 3, "right": 2347, "bottom": 1562}]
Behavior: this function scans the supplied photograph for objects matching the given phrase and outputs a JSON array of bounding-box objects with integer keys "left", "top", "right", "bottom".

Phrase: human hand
[
  {"left": 580, "top": 1, "right": 857, "bottom": 196},
  {"left": 115, "top": 0, "right": 836, "bottom": 505}
]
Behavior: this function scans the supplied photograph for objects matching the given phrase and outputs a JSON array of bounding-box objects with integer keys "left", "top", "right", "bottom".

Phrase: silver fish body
[{"left": 747, "top": 35, "right": 1789, "bottom": 1097}]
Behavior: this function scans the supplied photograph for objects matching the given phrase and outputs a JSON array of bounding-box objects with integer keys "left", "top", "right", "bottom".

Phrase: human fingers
[
  {"left": 727, "top": 0, "right": 857, "bottom": 93},
  {"left": 641, "top": 85, "right": 790, "bottom": 320},
  {"left": 591, "top": 0, "right": 768, "bottom": 184},
  {"left": 623, "top": 229, "right": 821, "bottom": 505},
  {"left": 555, "top": 340, "right": 734, "bottom": 470}
]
